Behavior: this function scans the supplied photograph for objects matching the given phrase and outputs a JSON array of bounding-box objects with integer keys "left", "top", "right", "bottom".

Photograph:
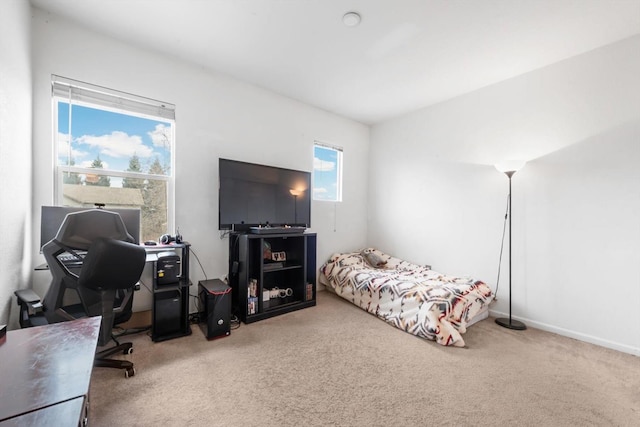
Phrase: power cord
[
  {"left": 188, "top": 311, "right": 202, "bottom": 324},
  {"left": 494, "top": 192, "right": 510, "bottom": 301},
  {"left": 138, "top": 279, "right": 153, "bottom": 293},
  {"left": 112, "top": 325, "right": 151, "bottom": 338},
  {"left": 189, "top": 246, "right": 208, "bottom": 281},
  {"left": 230, "top": 314, "right": 241, "bottom": 330}
]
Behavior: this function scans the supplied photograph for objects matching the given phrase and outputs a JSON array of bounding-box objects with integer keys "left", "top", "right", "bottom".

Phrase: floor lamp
[
  {"left": 290, "top": 189, "right": 301, "bottom": 225},
  {"left": 495, "top": 161, "right": 527, "bottom": 330}
]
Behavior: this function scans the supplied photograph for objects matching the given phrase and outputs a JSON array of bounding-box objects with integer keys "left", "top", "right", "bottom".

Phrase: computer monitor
[{"left": 40, "top": 206, "right": 141, "bottom": 250}]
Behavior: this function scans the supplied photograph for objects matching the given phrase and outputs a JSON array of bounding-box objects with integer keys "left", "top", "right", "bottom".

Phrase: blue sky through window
[
  {"left": 57, "top": 102, "right": 172, "bottom": 184},
  {"left": 313, "top": 145, "right": 341, "bottom": 201}
]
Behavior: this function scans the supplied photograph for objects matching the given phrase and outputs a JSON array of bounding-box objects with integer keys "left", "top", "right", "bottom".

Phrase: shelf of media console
[
  {"left": 264, "top": 298, "right": 303, "bottom": 311},
  {"left": 262, "top": 262, "right": 302, "bottom": 273},
  {"left": 230, "top": 231, "right": 317, "bottom": 324},
  {"left": 246, "top": 299, "right": 315, "bottom": 323}
]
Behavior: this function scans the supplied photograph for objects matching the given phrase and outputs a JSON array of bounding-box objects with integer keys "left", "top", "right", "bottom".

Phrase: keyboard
[{"left": 58, "top": 251, "right": 86, "bottom": 267}]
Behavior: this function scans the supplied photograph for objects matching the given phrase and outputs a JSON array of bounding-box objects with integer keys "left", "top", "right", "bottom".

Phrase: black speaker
[{"left": 198, "top": 279, "right": 231, "bottom": 340}]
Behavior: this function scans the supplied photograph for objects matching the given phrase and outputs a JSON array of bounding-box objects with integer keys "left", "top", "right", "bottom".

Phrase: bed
[{"left": 320, "top": 248, "right": 494, "bottom": 347}]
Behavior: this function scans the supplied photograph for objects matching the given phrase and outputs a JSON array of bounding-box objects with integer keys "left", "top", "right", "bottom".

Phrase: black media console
[{"left": 228, "top": 231, "right": 316, "bottom": 323}]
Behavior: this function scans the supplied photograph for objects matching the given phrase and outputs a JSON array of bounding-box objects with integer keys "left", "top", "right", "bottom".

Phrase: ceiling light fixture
[{"left": 343, "top": 11, "right": 361, "bottom": 27}]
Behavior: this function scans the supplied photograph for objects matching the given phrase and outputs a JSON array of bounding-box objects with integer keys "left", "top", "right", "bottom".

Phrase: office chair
[
  {"left": 15, "top": 209, "right": 146, "bottom": 378},
  {"left": 78, "top": 236, "right": 146, "bottom": 377}
]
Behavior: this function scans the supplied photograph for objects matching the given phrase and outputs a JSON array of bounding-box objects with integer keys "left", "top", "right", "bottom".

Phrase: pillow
[{"left": 360, "top": 250, "right": 388, "bottom": 269}]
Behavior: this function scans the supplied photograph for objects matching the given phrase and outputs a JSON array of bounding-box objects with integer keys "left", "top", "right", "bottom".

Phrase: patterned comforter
[{"left": 320, "top": 249, "right": 494, "bottom": 347}]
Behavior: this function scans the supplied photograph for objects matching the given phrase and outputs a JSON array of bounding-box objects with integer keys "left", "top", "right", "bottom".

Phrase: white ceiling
[{"left": 30, "top": 0, "right": 640, "bottom": 125}]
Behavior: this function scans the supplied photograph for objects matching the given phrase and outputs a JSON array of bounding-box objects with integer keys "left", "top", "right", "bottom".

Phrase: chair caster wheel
[
  {"left": 125, "top": 368, "right": 135, "bottom": 378},
  {"left": 123, "top": 347, "right": 133, "bottom": 355}
]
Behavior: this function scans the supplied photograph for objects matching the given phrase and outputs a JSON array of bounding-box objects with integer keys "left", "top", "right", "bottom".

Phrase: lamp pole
[
  {"left": 290, "top": 189, "right": 301, "bottom": 226},
  {"left": 495, "top": 169, "right": 527, "bottom": 330}
]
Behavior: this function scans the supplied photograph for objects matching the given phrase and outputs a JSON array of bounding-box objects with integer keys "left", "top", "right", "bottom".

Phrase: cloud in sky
[
  {"left": 57, "top": 132, "right": 88, "bottom": 160},
  {"left": 57, "top": 131, "right": 70, "bottom": 145},
  {"left": 314, "top": 157, "right": 335, "bottom": 172},
  {"left": 313, "top": 187, "right": 328, "bottom": 194},
  {"left": 76, "top": 131, "right": 154, "bottom": 158},
  {"left": 148, "top": 124, "right": 172, "bottom": 149}
]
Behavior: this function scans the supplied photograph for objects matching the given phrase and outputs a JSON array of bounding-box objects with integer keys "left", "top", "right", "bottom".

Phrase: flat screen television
[
  {"left": 40, "top": 206, "right": 141, "bottom": 250},
  {"left": 219, "top": 158, "right": 311, "bottom": 231}
]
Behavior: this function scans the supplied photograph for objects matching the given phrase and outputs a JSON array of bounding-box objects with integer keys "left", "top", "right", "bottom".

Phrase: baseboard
[{"left": 489, "top": 309, "right": 639, "bottom": 357}]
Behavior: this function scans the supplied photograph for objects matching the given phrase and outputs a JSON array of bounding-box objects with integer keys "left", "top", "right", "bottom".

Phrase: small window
[
  {"left": 52, "top": 75, "right": 175, "bottom": 242},
  {"left": 313, "top": 142, "right": 343, "bottom": 202}
]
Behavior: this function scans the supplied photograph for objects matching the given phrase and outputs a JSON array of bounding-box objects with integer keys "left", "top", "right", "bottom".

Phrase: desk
[
  {"left": 33, "top": 242, "right": 192, "bottom": 342},
  {"left": 0, "top": 317, "right": 101, "bottom": 425}
]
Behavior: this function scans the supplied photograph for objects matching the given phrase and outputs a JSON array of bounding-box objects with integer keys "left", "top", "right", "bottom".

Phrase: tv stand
[{"left": 229, "top": 231, "right": 316, "bottom": 323}]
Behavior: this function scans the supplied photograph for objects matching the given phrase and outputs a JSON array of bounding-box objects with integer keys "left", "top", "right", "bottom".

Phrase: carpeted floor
[{"left": 89, "top": 291, "right": 640, "bottom": 426}]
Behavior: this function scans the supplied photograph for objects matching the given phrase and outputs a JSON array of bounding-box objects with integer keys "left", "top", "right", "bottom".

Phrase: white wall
[
  {"left": 30, "top": 8, "right": 369, "bottom": 312},
  {"left": 370, "top": 35, "right": 640, "bottom": 355},
  {"left": 0, "top": 0, "right": 32, "bottom": 327},
  {"left": 523, "top": 123, "right": 640, "bottom": 353}
]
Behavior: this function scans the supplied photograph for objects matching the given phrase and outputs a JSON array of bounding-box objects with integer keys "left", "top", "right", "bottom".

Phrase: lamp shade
[{"left": 495, "top": 160, "right": 526, "bottom": 175}]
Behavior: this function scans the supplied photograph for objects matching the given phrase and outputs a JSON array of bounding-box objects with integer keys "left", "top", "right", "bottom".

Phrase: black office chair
[
  {"left": 78, "top": 236, "right": 146, "bottom": 377},
  {"left": 15, "top": 209, "right": 146, "bottom": 378}
]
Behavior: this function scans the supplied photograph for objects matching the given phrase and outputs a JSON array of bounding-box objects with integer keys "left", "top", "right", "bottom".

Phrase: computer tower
[
  {"left": 156, "top": 252, "right": 181, "bottom": 285},
  {"left": 198, "top": 279, "right": 231, "bottom": 339},
  {"left": 154, "top": 290, "right": 182, "bottom": 337}
]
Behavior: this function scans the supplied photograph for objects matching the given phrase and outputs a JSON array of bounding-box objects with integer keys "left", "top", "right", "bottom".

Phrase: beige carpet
[{"left": 89, "top": 291, "right": 640, "bottom": 426}]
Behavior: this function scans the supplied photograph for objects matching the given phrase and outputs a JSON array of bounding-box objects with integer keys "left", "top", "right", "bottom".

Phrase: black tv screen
[{"left": 219, "top": 158, "right": 311, "bottom": 231}]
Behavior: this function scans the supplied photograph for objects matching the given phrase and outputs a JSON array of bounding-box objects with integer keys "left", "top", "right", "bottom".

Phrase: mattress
[{"left": 320, "top": 248, "right": 494, "bottom": 347}]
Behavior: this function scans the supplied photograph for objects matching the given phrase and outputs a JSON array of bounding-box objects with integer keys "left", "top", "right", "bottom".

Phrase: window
[
  {"left": 52, "top": 75, "right": 175, "bottom": 242},
  {"left": 313, "top": 142, "right": 343, "bottom": 202}
]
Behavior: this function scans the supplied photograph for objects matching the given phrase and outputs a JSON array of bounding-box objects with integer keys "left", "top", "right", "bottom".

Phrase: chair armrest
[{"left": 14, "top": 289, "right": 44, "bottom": 315}]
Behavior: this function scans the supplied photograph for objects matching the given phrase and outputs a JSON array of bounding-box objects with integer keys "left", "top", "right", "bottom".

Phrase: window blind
[
  {"left": 51, "top": 75, "right": 175, "bottom": 121},
  {"left": 314, "top": 140, "right": 343, "bottom": 152}
]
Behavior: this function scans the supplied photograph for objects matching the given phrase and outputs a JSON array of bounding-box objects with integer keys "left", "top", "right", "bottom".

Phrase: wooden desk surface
[{"left": 0, "top": 317, "right": 101, "bottom": 423}]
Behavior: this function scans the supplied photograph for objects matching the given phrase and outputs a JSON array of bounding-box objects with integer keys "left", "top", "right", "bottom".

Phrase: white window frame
[
  {"left": 313, "top": 141, "right": 343, "bottom": 202},
  {"left": 51, "top": 75, "right": 176, "bottom": 233}
]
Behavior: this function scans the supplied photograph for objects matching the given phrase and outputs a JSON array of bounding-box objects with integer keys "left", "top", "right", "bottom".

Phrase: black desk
[
  {"left": 34, "top": 243, "right": 192, "bottom": 342},
  {"left": 0, "top": 317, "right": 101, "bottom": 425}
]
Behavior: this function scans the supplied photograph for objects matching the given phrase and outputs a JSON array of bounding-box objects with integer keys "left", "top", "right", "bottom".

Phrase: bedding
[{"left": 320, "top": 248, "right": 494, "bottom": 347}]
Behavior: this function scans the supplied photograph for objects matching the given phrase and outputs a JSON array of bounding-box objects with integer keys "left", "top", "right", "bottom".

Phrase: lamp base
[{"left": 495, "top": 317, "right": 527, "bottom": 330}]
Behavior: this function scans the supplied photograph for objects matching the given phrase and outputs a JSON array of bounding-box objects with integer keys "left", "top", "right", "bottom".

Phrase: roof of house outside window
[{"left": 62, "top": 184, "right": 144, "bottom": 208}]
